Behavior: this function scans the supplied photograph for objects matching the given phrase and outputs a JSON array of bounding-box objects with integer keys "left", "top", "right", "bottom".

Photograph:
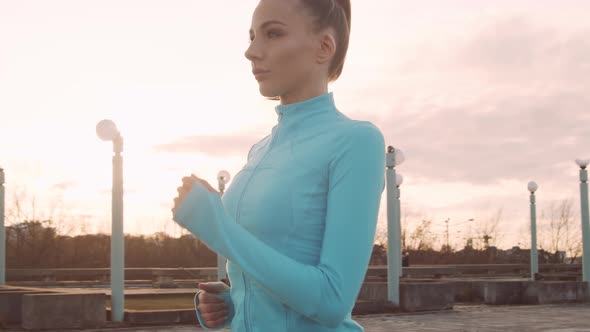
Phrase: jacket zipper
[{"left": 235, "top": 116, "right": 282, "bottom": 332}]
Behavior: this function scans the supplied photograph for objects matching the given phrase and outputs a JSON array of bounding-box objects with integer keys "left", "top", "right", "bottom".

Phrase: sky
[{"left": 1, "top": 0, "right": 589, "bottom": 249}]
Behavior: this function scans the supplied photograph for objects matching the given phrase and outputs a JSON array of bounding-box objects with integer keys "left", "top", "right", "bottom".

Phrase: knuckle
[{"left": 201, "top": 310, "right": 216, "bottom": 319}]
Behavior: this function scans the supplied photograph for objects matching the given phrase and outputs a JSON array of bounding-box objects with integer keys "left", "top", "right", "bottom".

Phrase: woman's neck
[{"left": 279, "top": 81, "right": 328, "bottom": 105}]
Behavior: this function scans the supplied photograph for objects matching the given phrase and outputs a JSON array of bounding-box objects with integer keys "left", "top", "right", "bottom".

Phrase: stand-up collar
[{"left": 274, "top": 92, "right": 336, "bottom": 122}]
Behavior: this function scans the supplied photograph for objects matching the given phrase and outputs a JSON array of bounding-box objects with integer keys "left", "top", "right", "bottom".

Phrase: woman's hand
[
  {"left": 172, "top": 174, "right": 219, "bottom": 214},
  {"left": 196, "top": 281, "right": 230, "bottom": 328}
]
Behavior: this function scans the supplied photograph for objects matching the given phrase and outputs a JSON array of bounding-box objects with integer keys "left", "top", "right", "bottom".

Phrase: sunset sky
[{"left": 1, "top": 0, "right": 588, "bottom": 249}]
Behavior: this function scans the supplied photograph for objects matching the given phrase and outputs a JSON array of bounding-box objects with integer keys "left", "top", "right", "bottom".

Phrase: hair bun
[
  {"left": 333, "top": 0, "right": 351, "bottom": 27},
  {"left": 334, "top": 0, "right": 347, "bottom": 10}
]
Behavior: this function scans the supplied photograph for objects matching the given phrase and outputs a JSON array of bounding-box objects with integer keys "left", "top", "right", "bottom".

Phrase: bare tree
[
  {"left": 473, "top": 208, "right": 504, "bottom": 249},
  {"left": 373, "top": 226, "right": 388, "bottom": 248},
  {"left": 5, "top": 185, "right": 75, "bottom": 233},
  {"left": 517, "top": 221, "right": 531, "bottom": 249},
  {"left": 4, "top": 185, "right": 83, "bottom": 267},
  {"left": 401, "top": 210, "right": 411, "bottom": 252},
  {"left": 539, "top": 199, "right": 582, "bottom": 263},
  {"left": 407, "top": 219, "right": 438, "bottom": 251},
  {"left": 373, "top": 205, "right": 419, "bottom": 251}
]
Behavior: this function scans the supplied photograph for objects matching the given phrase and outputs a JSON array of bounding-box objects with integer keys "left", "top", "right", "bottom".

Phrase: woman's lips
[{"left": 253, "top": 70, "right": 270, "bottom": 81}]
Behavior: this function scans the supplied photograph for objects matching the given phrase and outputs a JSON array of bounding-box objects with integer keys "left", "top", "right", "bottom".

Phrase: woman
[{"left": 172, "top": 0, "right": 385, "bottom": 330}]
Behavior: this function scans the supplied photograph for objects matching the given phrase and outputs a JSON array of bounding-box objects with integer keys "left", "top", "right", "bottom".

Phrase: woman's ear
[{"left": 316, "top": 30, "right": 336, "bottom": 64}]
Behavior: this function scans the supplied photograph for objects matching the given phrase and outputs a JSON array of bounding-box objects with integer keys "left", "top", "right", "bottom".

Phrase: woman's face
[{"left": 245, "top": 0, "right": 325, "bottom": 99}]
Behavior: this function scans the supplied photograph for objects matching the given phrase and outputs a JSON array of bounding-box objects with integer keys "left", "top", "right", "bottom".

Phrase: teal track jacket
[{"left": 174, "top": 92, "right": 386, "bottom": 331}]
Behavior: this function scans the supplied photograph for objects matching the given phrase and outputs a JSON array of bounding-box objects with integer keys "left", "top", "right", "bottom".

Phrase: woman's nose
[{"left": 244, "top": 40, "right": 261, "bottom": 62}]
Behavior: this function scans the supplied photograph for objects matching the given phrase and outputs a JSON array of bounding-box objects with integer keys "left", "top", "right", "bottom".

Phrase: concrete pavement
[{"left": 7, "top": 303, "right": 587, "bottom": 332}]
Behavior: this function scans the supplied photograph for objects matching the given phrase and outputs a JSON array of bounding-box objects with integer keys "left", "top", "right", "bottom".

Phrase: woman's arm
[{"left": 173, "top": 122, "right": 385, "bottom": 328}]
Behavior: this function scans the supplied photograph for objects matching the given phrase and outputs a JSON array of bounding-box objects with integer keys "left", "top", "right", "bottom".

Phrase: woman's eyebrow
[{"left": 249, "top": 20, "right": 287, "bottom": 35}]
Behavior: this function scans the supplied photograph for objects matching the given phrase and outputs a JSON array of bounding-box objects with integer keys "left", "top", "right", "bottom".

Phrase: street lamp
[
  {"left": 216, "top": 170, "right": 231, "bottom": 282},
  {"left": 386, "top": 146, "right": 404, "bottom": 305},
  {"left": 0, "top": 167, "right": 5, "bottom": 285},
  {"left": 443, "top": 218, "right": 451, "bottom": 251},
  {"left": 396, "top": 173, "right": 403, "bottom": 277},
  {"left": 96, "top": 119, "right": 125, "bottom": 322},
  {"left": 395, "top": 174, "right": 404, "bottom": 186},
  {"left": 576, "top": 159, "right": 590, "bottom": 282},
  {"left": 528, "top": 181, "right": 538, "bottom": 281}
]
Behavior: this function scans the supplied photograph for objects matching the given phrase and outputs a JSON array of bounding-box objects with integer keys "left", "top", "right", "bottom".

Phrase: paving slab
[{"left": 3, "top": 303, "right": 588, "bottom": 332}]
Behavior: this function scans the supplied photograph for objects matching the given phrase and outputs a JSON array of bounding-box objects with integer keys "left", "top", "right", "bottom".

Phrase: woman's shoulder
[
  {"left": 331, "top": 117, "right": 385, "bottom": 148},
  {"left": 330, "top": 108, "right": 384, "bottom": 138},
  {"left": 288, "top": 117, "right": 386, "bottom": 172},
  {"left": 351, "top": 119, "right": 384, "bottom": 138}
]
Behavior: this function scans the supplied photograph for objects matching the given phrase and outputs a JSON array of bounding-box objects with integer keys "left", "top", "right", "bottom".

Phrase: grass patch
[{"left": 106, "top": 295, "right": 195, "bottom": 310}]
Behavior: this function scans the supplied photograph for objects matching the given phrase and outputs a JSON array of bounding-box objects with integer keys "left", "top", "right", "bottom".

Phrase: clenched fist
[
  {"left": 172, "top": 174, "right": 219, "bottom": 214},
  {"left": 196, "top": 281, "right": 231, "bottom": 328}
]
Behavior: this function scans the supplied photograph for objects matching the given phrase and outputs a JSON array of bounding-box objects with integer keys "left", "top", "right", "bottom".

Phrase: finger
[
  {"left": 197, "top": 302, "right": 227, "bottom": 313},
  {"left": 182, "top": 176, "right": 197, "bottom": 188},
  {"left": 199, "top": 292, "right": 224, "bottom": 303},
  {"left": 183, "top": 175, "right": 196, "bottom": 183},
  {"left": 183, "top": 175, "right": 197, "bottom": 183},
  {"left": 177, "top": 186, "right": 187, "bottom": 196},
  {"left": 204, "top": 316, "right": 228, "bottom": 328},
  {"left": 200, "top": 310, "right": 228, "bottom": 323},
  {"left": 187, "top": 174, "right": 218, "bottom": 193},
  {"left": 198, "top": 281, "right": 228, "bottom": 293},
  {"left": 182, "top": 178, "right": 196, "bottom": 190}
]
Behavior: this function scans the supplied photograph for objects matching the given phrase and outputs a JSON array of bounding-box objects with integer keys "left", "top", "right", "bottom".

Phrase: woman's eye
[{"left": 248, "top": 30, "right": 281, "bottom": 43}]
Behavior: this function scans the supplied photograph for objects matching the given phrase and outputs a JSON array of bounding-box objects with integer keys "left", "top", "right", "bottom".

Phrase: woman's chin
[{"left": 258, "top": 84, "right": 280, "bottom": 98}]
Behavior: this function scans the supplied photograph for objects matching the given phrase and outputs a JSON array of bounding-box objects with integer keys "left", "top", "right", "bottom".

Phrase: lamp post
[
  {"left": 396, "top": 173, "right": 403, "bottom": 277},
  {"left": 386, "top": 146, "right": 404, "bottom": 305},
  {"left": 0, "top": 167, "right": 5, "bottom": 285},
  {"left": 528, "top": 181, "right": 538, "bottom": 281},
  {"left": 576, "top": 159, "right": 590, "bottom": 282},
  {"left": 444, "top": 218, "right": 451, "bottom": 252},
  {"left": 216, "top": 170, "right": 231, "bottom": 282},
  {"left": 96, "top": 120, "right": 125, "bottom": 322}
]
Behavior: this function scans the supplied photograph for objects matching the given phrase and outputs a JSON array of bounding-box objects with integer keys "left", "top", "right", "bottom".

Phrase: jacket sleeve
[{"left": 173, "top": 122, "right": 386, "bottom": 328}]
